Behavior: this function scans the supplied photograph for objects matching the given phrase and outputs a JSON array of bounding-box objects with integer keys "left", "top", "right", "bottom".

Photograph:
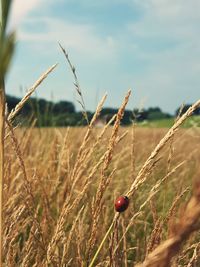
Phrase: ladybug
[{"left": 115, "top": 196, "right": 129, "bottom": 212}]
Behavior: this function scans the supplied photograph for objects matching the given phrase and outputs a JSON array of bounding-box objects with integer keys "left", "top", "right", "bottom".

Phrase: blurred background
[{"left": 5, "top": 0, "right": 200, "bottom": 126}]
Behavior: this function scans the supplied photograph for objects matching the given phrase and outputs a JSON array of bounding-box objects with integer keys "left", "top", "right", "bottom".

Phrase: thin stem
[
  {"left": 0, "top": 78, "right": 5, "bottom": 266},
  {"left": 58, "top": 42, "right": 89, "bottom": 125},
  {"left": 88, "top": 214, "right": 119, "bottom": 267}
]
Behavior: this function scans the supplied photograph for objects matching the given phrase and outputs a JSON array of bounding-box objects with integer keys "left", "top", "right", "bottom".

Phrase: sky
[{"left": 5, "top": 0, "right": 200, "bottom": 114}]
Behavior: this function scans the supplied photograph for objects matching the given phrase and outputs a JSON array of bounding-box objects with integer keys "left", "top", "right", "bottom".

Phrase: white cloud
[
  {"left": 17, "top": 17, "right": 118, "bottom": 61},
  {"left": 6, "top": 0, "right": 200, "bottom": 112},
  {"left": 134, "top": 0, "right": 200, "bottom": 16},
  {"left": 9, "top": 0, "right": 44, "bottom": 30},
  {"left": 121, "top": 0, "right": 200, "bottom": 110},
  {"left": 130, "top": 0, "right": 200, "bottom": 40}
]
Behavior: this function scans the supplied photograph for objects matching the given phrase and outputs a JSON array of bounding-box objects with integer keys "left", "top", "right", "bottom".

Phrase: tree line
[{"left": 6, "top": 95, "right": 200, "bottom": 127}]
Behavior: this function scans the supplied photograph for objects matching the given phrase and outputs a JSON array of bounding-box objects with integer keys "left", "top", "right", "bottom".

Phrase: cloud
[
  {"left": 136, "top": 0, "right": 200, "bottom": 17},
  {"left": 130, "top": 0, "right": 200, "bottom": 39},
  {"left": 17, "top": 17, "right": 118, "bottom": 61},
  {"left": 9, "top": 0, "right": 43, "bottom": 30},
  {"left": 119, "top": 0, "right": 200, "bottom": 110},
  {"left": 6, "top": 0, "right": 200, "bottom": 113}
]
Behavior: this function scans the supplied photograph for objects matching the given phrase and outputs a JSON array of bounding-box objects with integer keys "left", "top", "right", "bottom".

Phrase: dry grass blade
[
  {"left": 88, "top": 214, "right": 119, "bottom": 267},
  {"left": 59, "top": 42, "right": 89, "bottom": 124},
  {"left": 61, "top": 205, "right": 85, "bottom": 265},
  {"left": 186, "top": 242, "right": 200, "bottom": 267},
  {"left": 88, "top": 90, "right": 131, "bottom": 265},
  {"left": 6, "top": 119, "right": 46, "bottom": 252},
  {"left": 126, "top": 98, "right": 200, "bottom": 197},
  {"left": 166, "top": 187, "right": 189, "bottom": 232},
  {"left": 112, "top": 161, "right": 185, "bottom": 259},
  {"left": 69, "top": 94, "right": 107, "bottom": 188},
  {"left": 0, "top": 81, "right": 5, "bottom": 266},
  {"left": 136, "top": 178, "right": 200, "bottom": 267},
  {"left": 7, "top": 63, "right": 58, "bottom": 122}
]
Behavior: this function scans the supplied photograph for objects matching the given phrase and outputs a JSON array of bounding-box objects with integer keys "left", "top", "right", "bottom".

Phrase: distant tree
[
  {"left": 6, "top": 95, "right": 19, "bottom": 111},
  {"left": 100, "top": 108, "right": 133, "bottom": 125},
  {"left": 122, "top": 110, "right": 133, "bottom": 125},
  {"left": 175, "top": 105, "right": 200, "bottom": 117},
  {"left": 132, "top": 107, "right": 172, "bottom": 122},
  {"left": 53, "top": 101, "right": 75, "bottom": 114},
  {"left": 6, "top": 94, "right": 177, "bottom": 127},
  {"left": 37, "top": 99, "right": 49, "bottom": 113},
  {"left": 148, "top": 107, "right": 162, "bottom": 113},
  {"left": 101, "top": 108, "right": 118, "bottom": 116},
  {"left": 133, "top": 109, "right": 148, "bottom": 122},
  {"left": 147, "top": 107, "right": 172, "bottom": 121},
  {"left": 6, "top": 95, "right": 77, "bottom": 126}
]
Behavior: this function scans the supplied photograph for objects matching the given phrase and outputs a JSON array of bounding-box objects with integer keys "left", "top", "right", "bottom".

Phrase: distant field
[{"left": 138, "top": 115, "right": 200, "bottom": 128}]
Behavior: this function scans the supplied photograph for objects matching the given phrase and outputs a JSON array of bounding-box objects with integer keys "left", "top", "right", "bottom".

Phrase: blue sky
[{"left": 6, "top": 0, "right": 200, "bottom": 114}]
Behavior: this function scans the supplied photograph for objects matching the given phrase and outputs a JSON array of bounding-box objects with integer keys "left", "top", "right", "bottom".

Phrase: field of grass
[
  {"left": 3, "top": 114, "right": 200, "bottom": 266},
  {"left": 138, "top": 116, "right": 200, "bottom": 128}
]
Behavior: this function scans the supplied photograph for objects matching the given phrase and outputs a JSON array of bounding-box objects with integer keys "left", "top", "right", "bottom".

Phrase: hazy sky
[{"left": 6, "top": 0, "right": 200, "bottom": 114}]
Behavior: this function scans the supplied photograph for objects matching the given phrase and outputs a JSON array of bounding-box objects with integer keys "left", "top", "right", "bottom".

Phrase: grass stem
[
  {"left": 0, "top": 79, "right": 5, "bottom": 266},
  {"left": 89, "top": 215, "right": 118, "bottom": 267}
]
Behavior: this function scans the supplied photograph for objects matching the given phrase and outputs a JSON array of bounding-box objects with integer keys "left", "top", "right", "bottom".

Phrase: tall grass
[
  {"left": 0, "top": 0, "right": 15, "bottom": 263},
  {"left": 0, "top": 1, "right": 57, "bottom": 265},
  {"left": 3, "top": 110, "right": 200, "bottom": 266}
]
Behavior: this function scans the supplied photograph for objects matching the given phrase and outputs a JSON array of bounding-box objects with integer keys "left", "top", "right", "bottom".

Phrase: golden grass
[
  {"left": 136, "top": 177, "right": 200, "bottom": 267},
  {"left": 2, "top": 114, "right": 200, "bottom": 266}
]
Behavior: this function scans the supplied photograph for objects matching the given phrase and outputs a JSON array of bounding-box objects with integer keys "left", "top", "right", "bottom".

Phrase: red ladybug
[{"left": 115, "top": 196, "right": 129, "bottom": 212}]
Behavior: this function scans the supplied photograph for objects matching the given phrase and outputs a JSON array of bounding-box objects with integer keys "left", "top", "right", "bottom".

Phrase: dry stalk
[
  {"left": 3, "top": 204, "right": 26, "bottom": 252},
  {"left": 70, "top": 94, "right": 107, "bottom": 190},
  {"left": 113, "top": 161, "right": 185, "bottom": 257},
  {"left": 146, "top": 217, "right": 163, "bottom": 255},
  {"left": 61, "top": 205, "right": 85, "bottom": 265},
  {"left": 6, "top": 232, "right": 18, "bottom": 267},
  {"left": 150, "top": 198, "right": 158, "bottom": 225},
  {"left": 109, "top": 218, "right": 120, "bottom": 266},
  {"left": 7, "top": 64, "right": 57, "bottom": 122},
  {"left": 75, "top": 228, "right": 83, "bottom": 267},
  {"left": 50, "top": 128, "right": 70, "bottom": 200},
  {"left": 122, "top": 217, "right": 128, "bottom": 267},
  {"left": 6, "top": 120, "right": 35, "bottom": 203},
  {"left": 69, "top": 113, "right": 117, "bottom": 198},
  {"left": 59, "top": 43, "right": 89, "bottom": 124},
  {"left": 6, "top": 119, "right": 46, "bottom": 252},
  {"left": 88, "top": 213, "right": 120, "bottom": 267},
  {"left": 136, "top": 178, "right": 200, "bottom": 267},
  {"left": 126, "top": 98, "right": 200, "bottom": 198},
  {"left": 87, "top": 169, "right": 117, "bottom": 260},
  {"left": 87, "top": 90, "right": 131, "bottom": 259},
  {"left": 186, "top": 242, "right": 200, "bottom": 267},
  {"left": 166, "top": 137, "right": 174, "bottom": 174},
  {"left": 166, "top": 187, "right": 189, "bottom": 236},
  {"left": 0, "top": 79, "right": 5, "bottom": 266},
  {"left": 46, "top": 150, "right": 109, "bottom": 264},
  {"left": 20, "top": 224, "right": 38, "bottom": 267},
  {"left": 49, "top": 103, "right": 128, "bottom": 266}
]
